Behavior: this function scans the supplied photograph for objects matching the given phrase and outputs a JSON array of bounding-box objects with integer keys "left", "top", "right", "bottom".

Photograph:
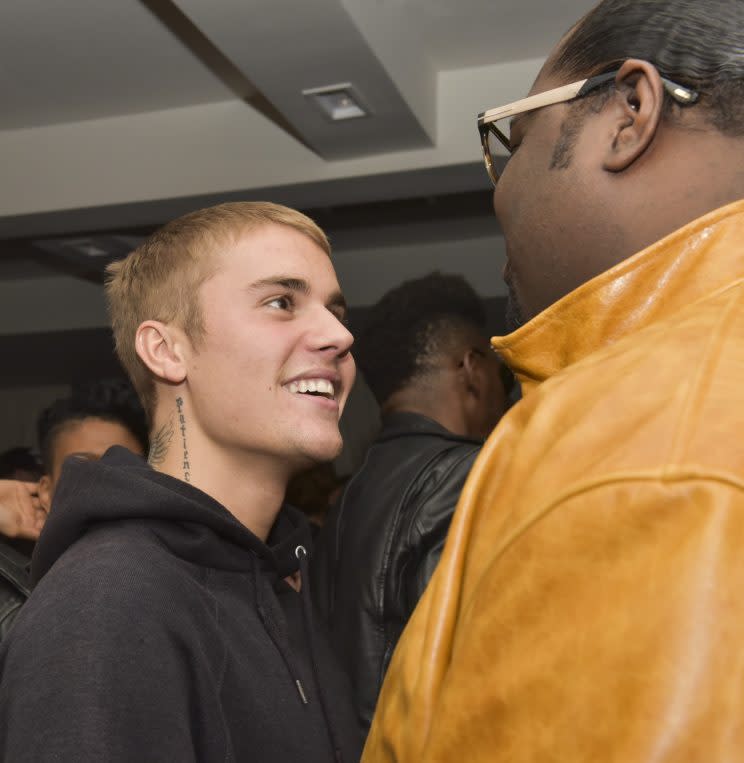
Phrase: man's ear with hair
[
  {"left": 459, "top": 348, "right": 484, "bottom": 400},
  {"left": 602, "top": 58, "right": 666, "bottom": 173},
  {"left": 458, "top": 348, "right": 490, "bottom": 439},
  {"left": 38, "top": 474, "right": 52, "bottom": 514},
  {"left": 135, "top": 320, "right": 189, "bottom": 385}
]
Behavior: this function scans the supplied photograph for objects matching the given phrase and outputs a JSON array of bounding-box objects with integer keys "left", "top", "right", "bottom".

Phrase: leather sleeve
[
  {"left": 0, "top": 597, "right": 23, "bottom": 642},
  {"left": 0, "top": 542, "right": 31, "bottom": 643},
  {"left": 379, "top": 444, "right": 481, "bottom": 688},
  {"left": 403, "top": 446, "right": 481, "bottom": 613},
  {"left": 365, "top": 477, "right": 744, "bottom": 763}
]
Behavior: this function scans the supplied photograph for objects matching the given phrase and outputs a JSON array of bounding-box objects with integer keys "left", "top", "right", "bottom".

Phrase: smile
[{"left": 284, "top": 378, "right": 336, "bottom": 400}]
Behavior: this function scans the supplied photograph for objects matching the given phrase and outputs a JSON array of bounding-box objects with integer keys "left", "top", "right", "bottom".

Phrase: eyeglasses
[{"left": 477, "top": 69, "right": 699, "bottom": 187}]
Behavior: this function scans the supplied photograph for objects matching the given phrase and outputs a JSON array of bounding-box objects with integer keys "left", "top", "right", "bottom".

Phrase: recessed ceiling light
[{"left": 302, "top": 83, "right": 368, "bottom": 121}]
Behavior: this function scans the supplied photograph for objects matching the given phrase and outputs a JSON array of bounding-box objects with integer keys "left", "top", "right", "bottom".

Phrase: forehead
[
  {"left": 52, "top": 417, "right": 142, "bottom": 463},
  {"left": 212, "top": 223, "right": 338, "bottom": 286}
]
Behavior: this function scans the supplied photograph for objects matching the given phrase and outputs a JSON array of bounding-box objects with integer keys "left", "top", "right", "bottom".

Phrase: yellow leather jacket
[{"left": 363, "top": 201, "right": 744, "bottom": 762}]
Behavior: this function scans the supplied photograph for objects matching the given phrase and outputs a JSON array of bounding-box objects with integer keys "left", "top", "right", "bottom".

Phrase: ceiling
[
  {"left": 0, "top": 0, "right": 601, "bottom": 461},
  {"left": 1, "top": 0, "right": 591, "bottom": 130},
  {"left": 0, "top": 0, "right": 596, "bottom": 381}
]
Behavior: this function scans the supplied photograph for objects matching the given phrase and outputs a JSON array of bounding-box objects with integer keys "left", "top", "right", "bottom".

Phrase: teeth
[{"left": 285, "top": 378, "right": 335, "bottom": 398}]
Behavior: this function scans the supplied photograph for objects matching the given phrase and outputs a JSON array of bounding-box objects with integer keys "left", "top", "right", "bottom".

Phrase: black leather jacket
[
  {"left": 0, "top": 539, "right": 31, "bottom": 641},
  {"left": 313, "top": 412, "right": 482, "bottom": 740}
]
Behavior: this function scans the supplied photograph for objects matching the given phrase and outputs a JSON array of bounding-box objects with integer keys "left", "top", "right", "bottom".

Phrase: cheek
[{"left": 336, "top": 357, "right": 356, "bottom": 414}]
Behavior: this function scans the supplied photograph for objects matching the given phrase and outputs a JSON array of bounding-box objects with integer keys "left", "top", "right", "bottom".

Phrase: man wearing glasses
[{"left": 363, "top": 1, "right": 744, "bottom": 760}]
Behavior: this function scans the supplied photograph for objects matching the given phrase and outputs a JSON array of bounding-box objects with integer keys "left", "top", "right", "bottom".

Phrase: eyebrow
[
  {"left": 248, "top": 275, "right": 348, "bottom": 317},
  {"left": 249, "top": 276, "right": 310, "bottom": 294}
]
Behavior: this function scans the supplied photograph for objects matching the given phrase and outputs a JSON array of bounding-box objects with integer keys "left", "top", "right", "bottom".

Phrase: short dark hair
[
  {"left": 550, "top": 0, "right": 744, "bottom": 136},
  {"left": 0, "top": 447, "right": 43, "bottom": 481},
  {"left": 37, "top": 379, "right": 148, "bottom": 473},
  {"left": 355, "top": 272, "right": 487, "bottom": 405}
]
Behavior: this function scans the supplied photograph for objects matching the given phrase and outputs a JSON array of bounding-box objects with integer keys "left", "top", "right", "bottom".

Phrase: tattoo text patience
[{"left": 176, "top": 396, "right": 191, "bottom": 482}]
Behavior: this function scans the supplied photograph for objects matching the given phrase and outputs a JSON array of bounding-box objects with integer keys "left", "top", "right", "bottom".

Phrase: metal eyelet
[{"left": 295, "top": 545, "right": 307, "bottom": 559}]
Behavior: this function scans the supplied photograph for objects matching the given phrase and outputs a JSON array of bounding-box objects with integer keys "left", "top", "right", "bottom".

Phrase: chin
[
  {"left": 291, "top": 431, "right": 343, "bottom": 467},
  {"left": 311, "top": 439, "right": 344, "bottom": 464}
]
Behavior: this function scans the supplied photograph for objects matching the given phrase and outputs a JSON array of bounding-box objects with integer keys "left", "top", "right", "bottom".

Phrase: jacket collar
[
  {"left": 492, "top": 200, "right": 744, "bottom": 395},
  {"left": 376, "top": 411, "right": 482, "bottom": 445}
]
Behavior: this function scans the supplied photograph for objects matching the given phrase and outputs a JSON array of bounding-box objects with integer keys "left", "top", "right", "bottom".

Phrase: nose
[{"left": 310, "top": 305, "right": 354, "bottom": 359}]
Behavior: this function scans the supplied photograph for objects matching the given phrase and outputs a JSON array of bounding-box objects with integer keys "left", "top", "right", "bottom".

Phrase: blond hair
[{"left": 105, "top": 201, "right": 331, "bottom": 424}]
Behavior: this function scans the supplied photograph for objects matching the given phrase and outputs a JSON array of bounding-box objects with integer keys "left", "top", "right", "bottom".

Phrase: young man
[
  {"left": 0, "top": 381, "right": 147, "bottom": 640},
  {"left": 313, "top": 273, "right": 509, "bottom": 742},
  {"left": 365, "top": 1, "right": 744, "bottom": 760},
  {"left": 0, "top": 202, "right": 360, "bottom": 762}
]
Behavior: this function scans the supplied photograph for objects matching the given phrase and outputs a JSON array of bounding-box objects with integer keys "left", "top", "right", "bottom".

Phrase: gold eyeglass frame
[{"left": 477, "top": 69, "right": 698, "bottom": 187}]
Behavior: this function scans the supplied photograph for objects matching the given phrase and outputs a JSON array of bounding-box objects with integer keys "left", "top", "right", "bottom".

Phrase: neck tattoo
[
  {"left": 176, "top": 396, "right": 191, "bottom": 482},
  {"left": 148, "top": 419, "right": 173, "bottom": 467}
]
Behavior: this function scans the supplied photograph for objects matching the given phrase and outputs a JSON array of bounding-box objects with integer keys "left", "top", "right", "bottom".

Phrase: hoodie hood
[{"left": 32, "top": 445, "right": 311, "bottom": 585}]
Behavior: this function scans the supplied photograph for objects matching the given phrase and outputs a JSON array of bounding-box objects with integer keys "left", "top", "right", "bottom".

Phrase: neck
[
  {"left": 493, "top": 198, "right": 744, "bottom": 394},
  {"left": 148, "top": 404, "right": 289, "bottom": 542},
  {"left": 383, "top": 384, "right": 468, "bottom": 437},
  {"left": 610, "top": 130, "right": 744, "bottom": 266}
]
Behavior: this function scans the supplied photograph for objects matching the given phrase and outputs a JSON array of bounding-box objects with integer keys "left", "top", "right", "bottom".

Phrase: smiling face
[{"left": 181, "top": 223, "right": 355, "bottom": 474}]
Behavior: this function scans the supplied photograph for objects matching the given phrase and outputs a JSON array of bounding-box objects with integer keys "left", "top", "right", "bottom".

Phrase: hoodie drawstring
[
  {"left": 252, "top": 557, "right": 309, "bottom": 705},
  {"left": 296, "top": 544, "right": 345, "bottom": 763},
  {"left": 253, "top": 547, "right": 345, "bottom": 763}
]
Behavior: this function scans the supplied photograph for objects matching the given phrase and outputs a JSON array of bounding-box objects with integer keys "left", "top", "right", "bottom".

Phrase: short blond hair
[{"left": 105, "top": 201, "right": 331, "bottom": 424}]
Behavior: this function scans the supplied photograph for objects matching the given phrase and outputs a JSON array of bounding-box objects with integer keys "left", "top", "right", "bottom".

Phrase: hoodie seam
[{"left": 204, "top": 567, "right": 232, "bottom": 763}]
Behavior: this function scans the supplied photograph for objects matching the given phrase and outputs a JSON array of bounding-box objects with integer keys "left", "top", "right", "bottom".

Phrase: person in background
[
  {"left": 0, "top": 446, "right": 44, "bottom": 554},
  {"left": 0, "top": 381, "right": 147, "bottom": 640},
  {"left": 364, "top": 1, "right": 744, "bottom": 760},
  {"left": 285, "top": 462, "right": 347, "bottom": 533},
  {"left": 0, "top": 478, "right": 42, "bottom": 639},
  {"left": 0, "top": 201, "right": 360, "bottom": 762},
  {"left": 0, "top": 446, "right": 44, "bottom": 555},
  {"left": 36, "top": 379, "right": 148, "bottom": 513},
  {"left": 314, "top": 272, "right": 510, "bottom": 742},
  {"left": 0, "top": 447, "right": 42, "bottom": 483}
]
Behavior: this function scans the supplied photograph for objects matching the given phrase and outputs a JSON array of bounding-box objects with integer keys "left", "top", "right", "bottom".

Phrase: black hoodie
[{"left": 0, "top": 447, "right": 361, "bottom": 763}]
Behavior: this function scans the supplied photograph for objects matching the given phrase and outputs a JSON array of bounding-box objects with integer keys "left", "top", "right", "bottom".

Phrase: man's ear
[
  {"left": 459, "top": 348, "right": 483, "bottom": 400},
  {"left": 603, "top": 59, "right": 665, "bottom": 173},
  {"left": 135, "top": 320, "right": 188, "bottom": 384},
  {"left": 38, "top": 474, "right": 52, "bottom": 514}
]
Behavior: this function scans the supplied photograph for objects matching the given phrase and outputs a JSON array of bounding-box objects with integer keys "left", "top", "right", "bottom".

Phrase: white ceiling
[
  {"left": 403, "top": 0, "right": 590, "bottom": 69},
  {"left": 0, "top": 0, "right": 233, "bottom": 129},
  {"left": 0, "top": 0, "right": 596, "bottom": 320},
  {"left": 1, "top": 0, "right": 592, "bottom": 129}
]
